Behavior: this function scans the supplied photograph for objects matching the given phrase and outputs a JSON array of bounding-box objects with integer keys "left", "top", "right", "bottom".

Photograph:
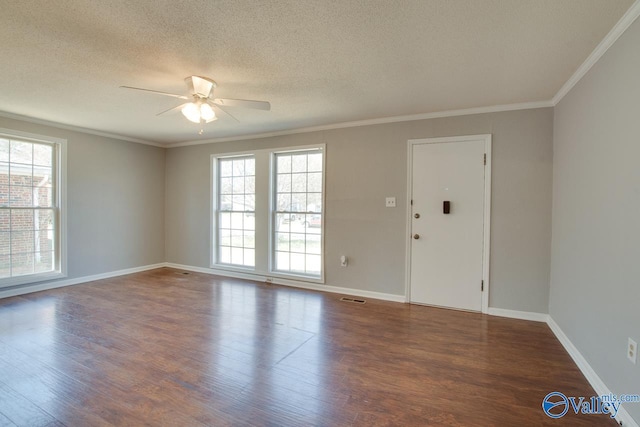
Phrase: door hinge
[
  {"left": 481, "top": 280, "right": 484, "bottom": 292},
  {"left": 483, "top": 153, "right": 487, "bottom": 165}
]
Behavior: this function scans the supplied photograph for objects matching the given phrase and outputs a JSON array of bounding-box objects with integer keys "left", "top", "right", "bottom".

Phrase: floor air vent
[{"left": 340, "top": 297, "right": 366, "bottom": 304}]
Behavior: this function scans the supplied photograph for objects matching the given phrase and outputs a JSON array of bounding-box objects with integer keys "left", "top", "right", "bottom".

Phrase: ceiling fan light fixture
[
  {"left": 200, "top": 103, "right": 216, "bottom": 123},
  {"left": 181, "top": 102, "right": 201, "bottom": 123}
]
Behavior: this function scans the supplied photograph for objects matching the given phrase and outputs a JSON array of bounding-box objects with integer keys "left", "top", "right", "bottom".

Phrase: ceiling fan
[{"left": 120, "top": 76, "right": 270, "bottom": 130}]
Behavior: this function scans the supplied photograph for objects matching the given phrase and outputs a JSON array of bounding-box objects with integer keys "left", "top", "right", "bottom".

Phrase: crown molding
[
  {"left": 552, "top": 0, "right": 640, "bottom": 105},
  {"left": 4, "top": 0, "right": 638, "bottom": 149},
  {"left": 0, "top": 111, "right": 164, "bottom": 147},
  {"left": 166, "top": 100, "right": 553, "bottom": 148}
]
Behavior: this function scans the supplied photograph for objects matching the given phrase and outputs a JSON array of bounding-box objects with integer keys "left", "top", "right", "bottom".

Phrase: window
[
  {"left": 211, "top": 145, "right": 324, "bottom": 282},
  {"left": 273, "top": 150, "right": 323, "bottom": 277},
  {"left": 215, "top": 156, "right": 255, "bottom": 267},
  {"left": 0, "top": 130, "right": 65, "bottom": 287}
]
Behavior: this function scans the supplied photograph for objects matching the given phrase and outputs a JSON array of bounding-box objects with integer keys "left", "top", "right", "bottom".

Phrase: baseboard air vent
[{"left": 340, "top": 297, "right": 366, "bottom": 304}]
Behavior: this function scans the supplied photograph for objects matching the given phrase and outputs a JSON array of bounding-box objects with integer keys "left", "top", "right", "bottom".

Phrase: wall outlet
[
  {"left": 628, "top": 338, "right": 637, "bottom": 364},
  {"left": 385, "top": 197, "right": 396, "bottom": 208},
  {"left": 340, "top": 255, "right": 348, "bottom": 267}
]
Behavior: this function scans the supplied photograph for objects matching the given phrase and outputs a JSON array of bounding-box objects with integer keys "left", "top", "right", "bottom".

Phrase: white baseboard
[
  {"left": 547, "top": 316, "right": 638, "bottom": 427},
  {"left": 164, "top": 262, "right": 407, "bottom": 303},
  {"left": 487, "top": 307, "right": 549, "bottom": 322},
  {"left": 0, "top": 263, "right": 166, "bottom": 299}
]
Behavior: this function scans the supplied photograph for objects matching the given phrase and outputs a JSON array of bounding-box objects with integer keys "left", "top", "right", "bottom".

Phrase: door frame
[{"left": 404, "top": 134, "right": 492, "bottom": 313}]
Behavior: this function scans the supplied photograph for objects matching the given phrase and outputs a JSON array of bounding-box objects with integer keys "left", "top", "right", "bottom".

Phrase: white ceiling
[{"left": 0, "top": 0, "right": 634, "bottom": 145}]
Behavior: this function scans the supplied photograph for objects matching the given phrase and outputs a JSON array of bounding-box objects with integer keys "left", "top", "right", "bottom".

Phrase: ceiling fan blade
[
  {"left": 156, "top": 102, "right": 188, "bottom": 116},
  {"left": 120, "top": 86, "right": 189, "bottom": 99},
  {"left": 185, "top": 76, "right": 216, "bottom": 98},
  {"left": 209, "top": 102, "right": 239, "bottom": 122},
  {"left": 213, "top": 98, "right": 271, "bottom": 111}
]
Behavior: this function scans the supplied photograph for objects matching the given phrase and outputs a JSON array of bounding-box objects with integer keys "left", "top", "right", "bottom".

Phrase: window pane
[
  {"left": 277, "top": 193, "right": 291, "bottom": 212},
  {"left": 308, "top": 153, "right": 322, "bottom": 172},
  {"left": 0, "top": 163, "right": 8, "bottom": 186},
  {"left": 243, "top": 231, "right": 255, "bottom": 249},
  {"left": 231, "top": 247, "right": 243, "bottom": 265},
  {"left": 0, "top": 140, "right": 8, "bottom": 163},
  {"left": 35, "top": 251, "right": 54, "bottom": 273},
  {"left": 0, "top": 232, "right": 9, "bottom": 256},
  {"left": 306, "top": 254, "right": 321, "bottom": 274},
  {"left": 290, "top": 233, "right": 305, "bottom": 253},
  {"left": 291, "top": 193, "right": 306, "bottom": 212},
  {"left": 36, "top": 228, "right": 54, "bottom": 253},
  {"left": 232, "top": 195, "right": 245, "bottom": 211},
  {"left": 33, "top": 165, "right": 52, "bottom": 187},
  {"left": 276, "top": 233, "right": 289, "bottom": 251},
  {"left": 33, "top": 144, "right": 52, "bottom": 167},
  {"left": 273, "top": 150, "right": 323, "bottom": 277},
  {"left": 0, "top": 255, "right": 9, "bottom": 278},
  {"left": 220, "top": 160, "right": 232, "bottom": 177},
  {"left": 10, "top": 186, "right": 32, "bottom": 207},
  {"left": 291, "top": 155, "right": 306, "bottom": 172},
  {"left": 306, "top": 234, "right": 321, "bottom": 255},
  {"left": 220, "top": 212, "right": 231, "bottom": 228},
  {"left": 220, "top": 177, "right": 232, "bottom": 194},
  {"left": 275, "top": 213, "right": 291, "bottom": 232},
  {"left": 36, "top": 187, "right": 53, "bottom": 207},
  {"left": 232, "top": 177, "right": 244, "bottom": 193},
  {"left": 0, "top": 138, "right": 59, "bottom": 284},
  {"left": 12, "top": 252, "right": 34, "bottom": 276},
  {"left": 220, "top": 195, "right": 232, "bottom": 211},
  {"left": 230, "top": 229, "right": 243, "bottom": 247},
  {"left": 0, "top": 211, "right": 8, "bottom": 232},
  {"left": 231, "top": 212, "right": 243, "bottom": 229},
  {"left": 10, "top": 141, "right": 32, "bottom": 164},
  {"left": 291, "top": 173, "right": 306, "bottom": 192},
  {"left": 12, "top": 230, "right": 34, "bottom": 254},
  {"left": 277, "top": 174, "right": 291, "bottom": 192},
  {"left": 276, "top": 251, "right": 289, "bottom": 270},
  {"left": 220, "top": 229, "right": 231, "bottom": 246},
  {"left": 220, "top": 246, "right": 231, "bottom": 264},
  {"left": 244, "top": 213, "right": 255, "bottom": 231},
  {"left": 35, "top": 209, "right": 54, "bottom": 231},
  {"left": 215, "top": 155, "right": 255, "bottom": 268},
  {"left": 308, "top": 173, "right": 322, "bottom": 192},
  {"left": 243, "top": 249, "right": 255, "bottom": 267},
  {"left": 0, "top": 185, "right": 7, "bottom": 207},
  {"left": 290, "top": 253, "right": 305, "bottom": 272},
  {"left": 307, "top": 193, "right": 322, "bottom": 212},
  {"left": 11, "top": 210, "right": 33, "bottom": 231},
  {"left": 277, "top": 156, "right": 291, "bottom": 173},
  {"left": 245, "top": 158, "right": 255, "bottom": 175}
]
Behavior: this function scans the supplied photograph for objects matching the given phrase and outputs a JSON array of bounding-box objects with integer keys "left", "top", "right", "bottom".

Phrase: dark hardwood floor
[{"left": 0, "top": 268, "right": 615, "bottom": 426}]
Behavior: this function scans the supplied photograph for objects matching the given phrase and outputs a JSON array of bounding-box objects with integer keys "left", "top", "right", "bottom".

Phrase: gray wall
[
  {"left": 166, "top": 108, "right": 553, "bottom": 313},
  {"left": 0, "top": 116, "right": 166, "bottom": 292},
  {"left": 550, "top": 17, "right": 640, "bottom": 421}
]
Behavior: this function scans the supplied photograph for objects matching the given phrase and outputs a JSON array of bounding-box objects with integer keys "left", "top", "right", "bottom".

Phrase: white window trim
[
  {"left": 210, "top": 144, "right": 326, "bottom": 284},
  {"left": 0, "top": 128, "right": 67, "bottom": 289},
  {"left": 268, "top": 146, "right": 325, "bottom": 282},
  {"left": 211, "top": 153, "right": 256, "bottom": 271}
]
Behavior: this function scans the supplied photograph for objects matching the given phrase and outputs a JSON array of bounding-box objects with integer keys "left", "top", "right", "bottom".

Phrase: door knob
[
  {"left": 414, "top": 213, "right": 420, "bottom": 218},
  {"left": 413, "top": 234, "right": 420, "bottom": 240}
]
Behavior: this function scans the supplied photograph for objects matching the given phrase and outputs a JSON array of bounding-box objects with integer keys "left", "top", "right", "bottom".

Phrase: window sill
[
  {"left": 0, "top": 271, "right": 66, "bottom": 289},
  {"left": 209, "top": 264, "right": 325, "bottom": 285}
]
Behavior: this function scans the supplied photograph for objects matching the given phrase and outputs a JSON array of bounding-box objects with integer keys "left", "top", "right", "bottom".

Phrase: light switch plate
[{"left": 385, "top": 197, "right": 396, "bottom": 207}]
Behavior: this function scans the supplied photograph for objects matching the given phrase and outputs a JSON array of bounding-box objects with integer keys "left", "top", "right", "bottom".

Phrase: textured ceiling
[{"left": 0, "top": 0, "right": 634, "bottom": 145}]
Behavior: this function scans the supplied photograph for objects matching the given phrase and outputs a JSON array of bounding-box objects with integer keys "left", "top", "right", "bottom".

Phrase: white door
[{"left": 409, "top": 137, "right": 488, "bottom": 311}]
